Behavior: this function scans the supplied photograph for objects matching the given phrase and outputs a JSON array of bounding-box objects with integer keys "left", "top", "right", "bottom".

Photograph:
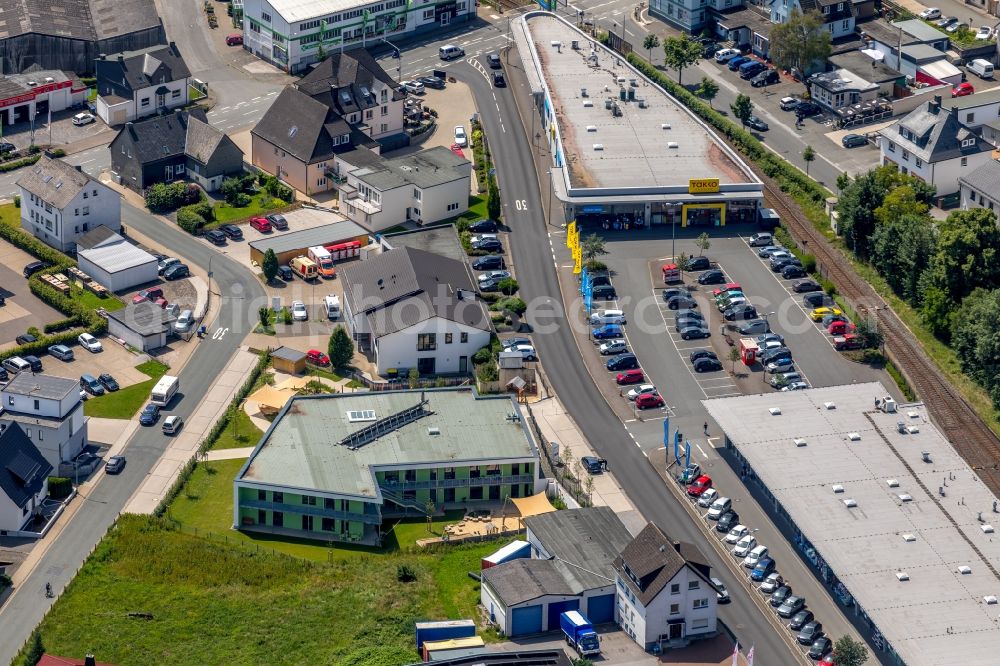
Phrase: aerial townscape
[{"left": 4, "top": 0, "right": 1000, "bottom": 664}]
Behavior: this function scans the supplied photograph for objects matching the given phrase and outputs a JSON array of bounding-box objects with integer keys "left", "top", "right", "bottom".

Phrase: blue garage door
[
  {"left": 511, "top": 605, "right": 543, "bottom": 636},
  {"left": 546, "top": 599, "right": 580, "bottom": 632},
  {"left": 587, "top": 593, "right": 615, "bottom": 624}
]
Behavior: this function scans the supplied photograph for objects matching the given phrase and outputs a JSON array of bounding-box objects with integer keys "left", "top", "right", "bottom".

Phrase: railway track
[{"left": 757, "top": 171, "right": 1000, "bottom": 494}]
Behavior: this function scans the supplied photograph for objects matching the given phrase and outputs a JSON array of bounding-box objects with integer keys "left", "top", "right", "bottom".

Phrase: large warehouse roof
[
  {"left": 703, "top": 383, "right": 1000, "bottom": 666},
  {"left": 0, "top": 0, "right": 161, "bottom": 40},
  {"left": 78, "top": 234, "right": 155, "bottom": 274}
]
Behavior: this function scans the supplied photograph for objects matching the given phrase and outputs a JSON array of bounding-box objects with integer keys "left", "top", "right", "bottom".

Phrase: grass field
[
  {"left": 211, "top": 193, "right": 286, "bottom": 224},
  {"left": 209, "top": 409, "right": 263, "bottom": 450},
  {"left": 83, "top": 359, "right": 169, "bottom": 419},
  {"left": 69, "top": 286, "right": 125, "bottom": 312},
  {"left": 25, "top": 513, "right": 499, "bottom": 666},
  {"left": 0, "top": 202, "right": 19, "bottom": 226}
]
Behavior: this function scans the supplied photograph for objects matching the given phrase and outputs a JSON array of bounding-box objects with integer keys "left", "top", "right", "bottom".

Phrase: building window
[
  {"left": 302, "top": 515, "right": 314, "bottom": 530},
  {"left": 669, "top": 603, "right": 680, "bottom": 614},
  {"left": 273, "top": 491, "right": 283, "bottom": 503},
  {"left": 300, "top": 19, "right": 321, "bottom": 30},
  {"left": 962, "top": 138, "right": 976, "bottom": 147},
  {"left": 961, "top": 157, "right": 968, "bottom": 166},
  {"left": 322, "top": 517, "right": 335, "bottom": 531},
  {"left": 486, "top": 464, "right": 501, "bottom": 476},
  {"left": 444, "top": 467, "right": 455, "bottom": 480},
  {"left": 82, "top": 206, "right": 89, "bottom": 216},
  {"left": 302, "top": 495, "right": 317, "bottom": 505},
  {"left": 258, "top": 489, "right": 266, "bottom": 501},
  {"left": 141, "top": 98, "right": 150, "bottom": 108},
  {"left": 460, "top": 332, "right": 468, "bottom": 343},
  {"left": 693, "top": 598, "right": 709, "bottom": 609},
  {"left": 445, "top": 333, "right": 453, "bottom": 344},
  {"left": 417, "top": 333, "right": 436, "bottom": 351},
  {"left": 172, "top": 89, "right": 181, "bottom": 99},
  {"left": 842, "top": 19, "right": 850, "bottom": 29},
  {"left": 423, "top": 8, "right": 434, "bottom": 19},
  {"left": 446, "top": 202, "right": 459, "bottom": 211},
  {"left": 317, "top": 177, "right": 327, "bottom": 187},
  {"left": 967, "top": 113, "right": 975, "bottom": 123},
  {"left": 671, "top": 583, "right": 680, "bottom": 594},
  {"left": 413, "top": 188, "right": 422, "bottom": 201},
  {"left": 262, "top": 11, "right": 271, "bottom": 22},
  {"left": 33, "top": 399, "right": 39, "bottom": 410},
  {"left": 901, "top": 150, "right": 909, "bottom": 161},
  {"left": 688, "top": 580, "right": 699, "bottom": 590},
  {"left": 887, "top": 141, "right": 895, "bottom": 153},
  {"left": 823, "top": 5, "right": 830, "bottom": 13},
  {"left": 381, "top": 105, "right": 388, "bottom": 116},
  {"left": 915, "top": 158, "right": 922, "bottom": 168}
]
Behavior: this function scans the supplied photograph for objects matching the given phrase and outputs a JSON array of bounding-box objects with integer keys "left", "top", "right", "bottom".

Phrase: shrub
[
  {"left": 27, "top": 144, "right": 40, "bottom": 154},
  {"left": 396, "top": 565, "right": 417, "bottom": 582},
  {"left": 13, "top": 194, "right": 20, "bottom": 207},
  {"left": 496, "top": 297, "right": 527, "bottom": 315},
  {"left": 47, "top": 477, "right": 73, "bottom": 499},
  {"left": 820, "top": 277, "right": 837, "bottom": 296},
  {"left": 176, "top": 207, "right": 207, "bottom": 234},
  {"left": 472, "top": 347, "right": 493, "bottom": 366},
  {"left": 801, "top": 254, "right": 817, "bottom": 274},
  {"left": 0, "top": 154, "right": 41, "bottom": 173},
  {"left": 498, "top": 278, "right": 519, "bottom": 295},
  {"left": 189, "top": 201, "right": 215, "bottom": 222},
  {"left": 48, "top": 149, "right": 66, "bottom": 158},
  {"left": 0, "top": 220, "right": 72, "bottom": 268},
  {"left": 44, "top": 316, "right": 81, "bottom": 333},
  {"left": 26, "top": 326, "right": 41, "bottom": 338},
  {"left": 262, "top": 173, "right": 294, "bottom": 203},
  {"left": 584, "top": 260, "right": 607, "bottom": 272},
  {"left": 476, "top": 362, "right": 499, "bottom": 382},
  {"left": 145, "top": 182, "right": 194, "bottom": 212}
]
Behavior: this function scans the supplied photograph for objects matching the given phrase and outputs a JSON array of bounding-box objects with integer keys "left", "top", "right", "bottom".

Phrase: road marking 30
[{"left": 212, "top": 328, "right": 229, "bottom": 340}]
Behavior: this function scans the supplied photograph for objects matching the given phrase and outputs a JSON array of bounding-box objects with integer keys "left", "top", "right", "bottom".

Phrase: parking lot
[
  {"left": 18, "top": 335, "right": 151, "bottom": 392},
  {"left": 0, "top": 239, "right": 70, "bottom": 349}
]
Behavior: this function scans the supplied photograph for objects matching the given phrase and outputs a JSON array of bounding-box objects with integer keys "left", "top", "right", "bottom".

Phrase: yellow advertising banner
[{"left": 688, "top": 178, "right": 720, "bottom": 194}]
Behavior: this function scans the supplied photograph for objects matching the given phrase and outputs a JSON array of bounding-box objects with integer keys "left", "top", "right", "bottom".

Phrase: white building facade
[
  {"left": 242, "top": 0, "right": 476, "bottom": 73},
  {"left": 0, "top": 375, "right": 87, "bottom": 470},
  {"left": 372, "top": 317, "right": 489, "bottom": 376}
]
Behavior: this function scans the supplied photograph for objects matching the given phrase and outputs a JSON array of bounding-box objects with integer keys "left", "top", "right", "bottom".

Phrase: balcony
[
  {"left": 240, "top": 499, "right": 383, "bottom": 526},
  {"left": 378, "top": 475, "right": 535, "bottom": 493}
]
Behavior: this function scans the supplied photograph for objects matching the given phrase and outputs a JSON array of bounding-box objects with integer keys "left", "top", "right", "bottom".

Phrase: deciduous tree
[
  {"left": 952, "top": 289, "right": 1000, "bottom": 409},
  {"left": 769, "top": 9, "right": 832, "bottom": 87},
  {"left": 832, "top": 635, "right": 869, "bottom": 666},
  {"left": 642, "top": 34, "right": 660, "bottom": 62},
  {"left": 663, "top": 34, "right": 702, "bottom": 85},
  {"left": 696, "top": 76, "right": 720, "bottom": 108},
  {"left": 730, "top": 94, "right": 753, "bottom": 129},
  {"left": 262, "top": 249, "right": 279, "bottom": 283},
  {"left": 802, "top": 145, "right": 815, "bottom": 176}
]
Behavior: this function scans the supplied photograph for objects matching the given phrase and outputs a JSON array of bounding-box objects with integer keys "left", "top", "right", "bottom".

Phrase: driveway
[
  {"left": 0, "top": 244, "right": 65, "bottom": 348},
  {"left": 34, "top": 337, "right": 149, "bottom": 389}
]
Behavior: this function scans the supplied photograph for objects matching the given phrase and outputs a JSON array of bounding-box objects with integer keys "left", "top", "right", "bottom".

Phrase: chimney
[
  {"left": 74, "top": 165, "right": 82, "bottom": 172},
  {"left": 85, "top": 656, "right": 96, "bottom": 666},
  {"left": 929, "top": 95, "right": 942, "bottom": 114},
  {"left": 672, "top": 539, "right": 682, "bottom": 554},
  {"left": 117, "top": 54, "right": 124, "bottom": 64}
]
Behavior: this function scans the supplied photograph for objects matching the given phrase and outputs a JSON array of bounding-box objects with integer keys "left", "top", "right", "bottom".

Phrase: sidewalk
[
  {"left": 530, "top": 396, "right": 648, "bottom": 535},
  {"left": 121, "top": 346, "right": 260, "bottom": 514}
]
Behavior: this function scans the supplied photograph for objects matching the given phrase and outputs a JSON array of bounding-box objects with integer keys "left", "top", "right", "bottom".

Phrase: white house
[
  {"left": 241, "top": 0, "right": 476, "bottom": 74},
  {"left": 942, "top": 88, "right": 1000, "bottom": 129},
  {"left": 0, "top": 373, "right": 87, "bottom": 471},
  {"left": 340, "top": 246, "right": 491, "bottom": 376},
  {"left": 93, "top": 44, "right": 192, "bottom": 126},
  {"left": 959, "top": 159, "right": 1000, "bottom": 213},
  {"left": 0, "top": 423, "right": 52, "bottom": 534},
  {"left": 16, "top": 156, "right": 121, "bottom": 252},
  {"left": 876, "top": 95, "right": 994, "bottom": 196},
  {"left": 613, "top": 523, "right": 718, "bottom": 650},
  {"left": 76, "top": 227, "right": 158, "bottom": 292},
  {"left": 770, "top": 0, "right": 855, "bottom": 39}
]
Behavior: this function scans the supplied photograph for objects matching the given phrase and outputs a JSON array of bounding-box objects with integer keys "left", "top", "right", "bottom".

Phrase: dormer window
[
  {"left": 962, "top": 138, "right": 976, "bottom": 147},
  {"left": 837, "top": 2, "right": 843, "bottom": 9},
  {"left": 823, "top": 5, "right": 830, "bottom": 13}
]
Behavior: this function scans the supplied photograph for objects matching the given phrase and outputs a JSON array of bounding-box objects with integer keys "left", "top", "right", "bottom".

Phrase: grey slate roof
[
  {"left": 117, "top": 108, "right": 208, "bottom": 165},
  {"left": 75, "top": 224, "right": 119, "bottom": 250},
  {"left": 98, "top": 44, "right": 190, "bottom": 93},
  {"left": 297, "top": 50, "right": 404, "bottom": 112},
  {"left": 107, "top": 301, "right": 176, "bottom": 336},
  {"left": 613, "top": 523, "right": 691, "bottom": 607},
  {"left": 860, "top": 18, "right": 922, "bottom": 47},
  {"left": 828, "top": 51, "right": 902, "bottom": 83},
  {"left": 481, "top": 558, "right": 577, "bottom": 605},
  {"left": 3, "top": 373, "right": 78, "bottom": 400},
  {"left": 340, "top": 246, "right": 490, "bottom": 337},
  {"left": 958, "top": 159, "right": 1000, "bottom": 192},
  {"left": 184, "top": 115, "right": 228, "bottom": 166},
  {"left": 524, "top": 507, "right": 633, "bottom": 591},
  {"left": 270, "top": 346, "right": 307, "bottom": 362},
  {"left": 16, "top": 155, "right": 99, "bottom": 209},
  {"left": 90, "top": 0, "right": 162, "bottom": 40},
  {"left": 0, "top": 423, "right": 52, "bottom": 510},
  {"left": 350, "top": 146, "right": 470, "bottom": 192},
  {"left": 251, "top": 86, "right": 350, "bottom": 164},
  {"left": 880, "top": 97, "right": 992, "bottom": 163},
  {"left": 0, "top": 0, "right": 160, "bottom": 41}
]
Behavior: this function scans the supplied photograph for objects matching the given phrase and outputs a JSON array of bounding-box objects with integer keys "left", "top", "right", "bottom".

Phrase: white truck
[
  {"left": 324, "top": 294, "right": 341, "bottom": 320},
  {"left": 150, "top": 375, "right": 180, "bottom": 407}
]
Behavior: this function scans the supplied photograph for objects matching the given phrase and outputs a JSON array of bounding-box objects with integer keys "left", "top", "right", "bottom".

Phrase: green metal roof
[{"left": 237, "top": 388, "right": 538, "bottom": 499}]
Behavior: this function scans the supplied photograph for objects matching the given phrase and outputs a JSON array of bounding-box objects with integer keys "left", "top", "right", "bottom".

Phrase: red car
[
  {"left": 636, "top": 393, "right": 664, "bottom": 410},
  {"left": 249, "top": 217, "right": 272, "bottom": 233},
  {"left": 154, "top": 297, "right": 168, "bottom": 309},
  {"left": 132, "top": 287, "right": 164, "bottom": 304},
  {"left": 616, "top": 368, "right": 644, "bottom": 385},
  {"left": 226, "top": 33, "right": 243, "bottom": 46},
  {"left": 712, "top": 282, "right": 741, "bottom": 297},
  {"left": 952, "top": 82, "right": 974, "bottom": 98},
  {"left": 827, "top": 320, "right": 856, "bottom": 336},
  {"left": 687, "top": 475, "right": 713, "bottom": 497},
  {"left": 834, "top": 333, "right": 862, "bottom": 351},
  {"left": 818, "top": 654, "right": 835, "bottom": 666},
  {"left": 306, "top": 349, "right": 330, "bottom": 366}
]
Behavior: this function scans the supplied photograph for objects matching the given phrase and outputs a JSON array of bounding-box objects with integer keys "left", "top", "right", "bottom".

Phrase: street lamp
[{"left": 381, "top": 37, "right": 402, "bottom": 82}]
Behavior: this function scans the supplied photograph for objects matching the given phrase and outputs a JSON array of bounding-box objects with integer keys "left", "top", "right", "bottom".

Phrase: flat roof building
[
  {"left": 514, "top": 12, "right": 762, "bottom": 228},
  {"left": 234, "top": 388, "right": 545, "bottom": 544},
  {"left": 703, "top": 382, "right": 1000, "bottom": 666}
]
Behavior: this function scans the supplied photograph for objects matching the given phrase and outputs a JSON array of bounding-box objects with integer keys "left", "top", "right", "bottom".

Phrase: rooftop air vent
[
  {"left": 985, "top": 595, "right": 998, "bottom": 605},
  {"left": 982, "top": 524, "right": 995, "bottom": 534},
  {"left": 824, "top": 402, "right": 836, "bottom": 409},
  {"left": 896, "top": 571, "right": 910, "bottom": 581},
  {"left": 887, "top": 479, "right": 899, "bottom": 488},
  {"left": 586, "top": 125, "right": 597, "bottom": 132},
  {"left": 844, "top": 499, "right": 857, "bottom": 508},
  {"left": 616, "top": 76, "right": 626, "bottom": 84},
  {"left": 958, "top": 565, "right": 972, "bottom": 575},
  {"left": 637, "top": 98, "right": 647, "bottom": 108},
  {"left": 583, "top": 100, "right": 593, "bottom": 107},
  {"left": 44, "top": 77, "right": 54, "bottom": 83},
  {"left": 661, "top": 123, "right": 671, "bottom": 130},
  {"left": 581, "top": 88, "right": 588, "bottom": 97},
  {"left": 667, "top": 142, "right": 679, "bottom": 149},
  {"left": 902, "top": 534, "right": 916, "bottom": 542},
  {"left": 593, "top": 144, "right": 604, "bottom": 151},
  {"left": 898, "top": 494, "right": 913, "bottom": 502},
  {"left": 848, "top": 432, "right": 861, "bottom": 441},
  {"left": 794, "top": 438, "right": 807, "bottom": 447},
  {"left": 27, "top": 80, "right": 36, "bottom": 86},
  {"left": 769, "top": 407, "right": 781, "bottom": 415},
  {"left": 832, "top": 484, "right": 844, "bottom": 493},
  {"left": 427, "top": 427, "right": 440, "bottom": 436}
]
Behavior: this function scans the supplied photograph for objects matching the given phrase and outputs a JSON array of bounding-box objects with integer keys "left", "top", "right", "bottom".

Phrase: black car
[
  {"left": 797, "top": 621, "right": 824, "bottom": 645},
  {"left": 15, "top": 332, "right": 37, "bottom": 345},
  {"left": 770, "top": 585, "right": 793, "bottom": 607},
  {"left": 22, "top": 355, "right": 42, "bottom": 372},
  {"left": 788, "top": 609, "right": 815, "bottom": 631},
  {"left": 793, "top": 279, "right": 822, "bottom": 293},
  {"left": 662, "top": 287, "right": 690, "bottom": 302},
  {"left": 472, "top": 255, "right": 505, "bottom": 270},
  {"left": 690, "top": 349, "right": 717, "bottom": 363},
  {"left": 163, "top": 263, "right": 190, "bottom": 281},
  {"left": 698, "top": 269, "right": 726, "bottom": 285},
  {"left": 771, "top": 256, "right": 802, "bottom": 272},
  {"left": 808, "top": 637, "right": 832, "bottom": 660},
  {"left": 472, "top": 238, "right": 503, "bottom": 251},
  {"left": 715, "top": 510, "right": 739, "bottom": 532},
  {"left": 98, "top": 373, "right": 120, "bottom": 392},
  {"left": 607, "top": 353, "right": 639, "bottom": 371},
  {"left": 592, "top": 285, "right": 617, "bottom": 300},
  {"left": 841, "top": 133, "right": 868, "bottom": 148},
  {"left": 478, "top": 277, "right": 502, "bottom": 292},
  {"left": 680, "top": 326, "right": 711, "bottom": 340},
  {"left": 739, "top": 62, "right": 767, "bottom": 80},
  {"left": 266, "top": 213, "right": 289, "bottom": 230},
  {"left": 23, "top": 261, "right": 50, "bottom": 278},
  {"left": 588, "top": 273, "right": 611, "bottom": 288},
  {"left": 782, "top": 265, "right": 807, "bottom": 279},
  {"left": 488, "top": 53, "right": 502, "bottom": 69},
  {"left": 724, "top": 304, "right": 757, "bottom": 321},
  {"left": 675, "top": 316, "right": 704, "bottom": 332},
  {"left": 277, "top": 265, "right": 294, "bottom": 281},
  {"left": 684, "top": 255, "right": 711, "bottom": 271},
  {"left": 667, "top": 295, "right": 698, "bottom": 310},
  {"left": 0, "top": 366, "right": 8, "bottom": 383},
  {"left": 751, "top": 69, "right": 780, "bottom": 87},
  {"left": 747, "top": 116, "right": 769, "bottom": 132},
  {"left": 795, "top": 102, "right": 822, "bottom": 118},
  {"left": 468, "top": 218, "right": 498, "bottom": 233},
  {"left": 220, "top": 224, "right": 243, "bottom": 240},
  {"left": 693, "top": 357, "right": 723, "bottom": 372},
  {"left": 760, "top": 347, "right": 792, "bottom": 365},
  {"left": 205, "top": 229, "right": 227, "bottom": 245},
  {"left": 105, "top": 455, "right": 126, "bottom": 474},
  {"left": 139, "top": 403, "right": 160, "bottom": 426},
  {"left": 675, "top": 308, "right": 703, "bottom": 321},
  {"left": 493, "top": 72, "right": 506, "bottom": 87},
  {"left": 803, "top": 292, "right": 834, "bottom": 308},
  {"left": 0, "top": 141, "right": 15, "bottom": 153},
  {"left": 419, "top": 75, "right": 446, "bottom": 89}
]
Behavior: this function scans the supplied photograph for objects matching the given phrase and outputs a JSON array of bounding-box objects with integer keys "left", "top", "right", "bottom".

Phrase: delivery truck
[
  {"left": 308, "top": 246, "right": 336, "bottom": 278},
  {"left": 289, "top": 256, "right": 319, "bottom": 281},
  {"left": 560, "top": 610, "right": 600, "bottom": 657}
]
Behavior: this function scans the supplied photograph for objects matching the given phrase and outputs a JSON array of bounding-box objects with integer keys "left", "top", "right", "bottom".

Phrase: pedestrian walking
[{"left": 703, "top": 421, "right": 709, "bottom": 436}]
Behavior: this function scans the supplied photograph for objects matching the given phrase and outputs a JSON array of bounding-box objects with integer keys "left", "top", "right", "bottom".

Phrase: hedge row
[
  {"left": 47, "top": 477, "right": 73, "bottom": 500},
  {"left": 0, "top": 154, "right": 41, "bottom": 173},
  {"left": 44, "top": 316, "right": 82, "bottom": 334}
]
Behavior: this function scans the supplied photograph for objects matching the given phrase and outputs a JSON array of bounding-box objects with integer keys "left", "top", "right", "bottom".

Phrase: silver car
[{"left": 174, "top": 309, "right": 194, "bottom": 332}]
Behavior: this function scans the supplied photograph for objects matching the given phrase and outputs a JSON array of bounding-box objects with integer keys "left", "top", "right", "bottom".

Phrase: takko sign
[
  {"left": 0, "top": 80, "right": 71, "bottom": 109},
  {"left": 688, "top": 178, "right": 720, "bottom": 194}
]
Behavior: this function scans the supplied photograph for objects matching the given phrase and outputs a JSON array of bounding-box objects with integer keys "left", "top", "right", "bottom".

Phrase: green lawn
[
  {"left": 211, "top": 193, "right": 287, "bottom": 224},
  {"left": 83, "top": 359, "right": 168, "bottom": 419},
  {"left": 23, "top": 513, "right": 499, "bottom": 666},
  {"left": 308, "top": 367, "right": 345, "bottom": 382},
  {"left": 0, "top": 202, "right": 19, "bottom": 226},
  {"left": 69, "top": 286, "right": 125, "bottom": 312},
  {"left": 209, "top": 409, "right": 263, "bottom": 450},
  {"left": 457, "top": 194, "right": 488, "bottom": 224}
]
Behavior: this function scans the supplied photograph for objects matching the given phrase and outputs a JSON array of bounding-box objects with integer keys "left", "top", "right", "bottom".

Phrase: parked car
[
  {"left": 419, "top": 75, "right": 445, "bottom": 89},
  {"left": 219, "top": 224, "right": 243, "bottom": 240},
  {"left": 808, "top": 637, "right": 832, "bottom": 660},
  {"left": 401, "top": 80, "right": 425, "bottom": 94},
  {"left": 690, "top": 349, "right": 717, "bottom": 363},
  {"left": 132, "top": 287, "right": 163, "bottom": 304},
  {"left": 266, "top": 213, "right": 289, "bottom": 230},
  {"left": 162, "top": 415, "right": 184, "bottom": 435},
  {"left": 687, "top": 475, "right": 713, "bottom": 497},
  {"left": 975, "top": 25, "right": 993, "bottom": 40},
  {"left": 98, "top": 373, "right": 120, "bottom": 391},
  {"left": 809, "top": 306, "right": 842, "bottom": 321},
  {"left": 739, "top": 319, "right": 769, "bottom": 335},
  {"left": 15, "top": 332, "right": 37, "bottom": 345},
  {"left": 946, "top": 21, "right": 967, "bottom": 33},
  {"left": 756, "top": 332, "right": 785, "bottom": 346},
  {"left": 751, "top": 69, "right": 779, "bottom": 87},
  {"left": 158, "top": 257, "right": 180, "bottom": 275},
  {"left": 918, "top": 7, "right": 941, "bottom": 19},
  {"left": 781, "top": 381, "right": 810, "bottom": 391},
  {"left": 739, "top": 61, "right": 767, "bottom": 80},
  {"left": 291, "top": 301, "right": 308, "bottom": 321},
  {"left": 750, "top": 558, "right": 776, "bottom": 582},
  {"left": 795, "top": 101, "right": 822, "bottom": 118},
  {"left": 636, "top": 393, "right": 665, "bottom": 410},
  {"left": 707, "top": 497, "right": 731, "bottom": 520},
  {"left": 757, "top": 245, "right": 786, "bottom": 258},
  {"left": 581, "top": 456, "right": 603, "bottom": 474},
  {"left": 78, "top": 332, "right": 103, "bottom": 352},
  {"left": 803, "top": 292, "right": 835, "bottom": 308},
  {"left": 616, "top": 368, "right": 645, "bottom": 385},
  {"left": 841, "top": 133, "right": 869, "bottom": 148},
  {"left": 748, "top": 232, "right": 772, "bottom": 247},
  {"left": 696, "top": 488, "right": 719, "bottom": 509},
  {"left": 798, "top": 621, "right": 824, "bottom": 645},
  {"left": 139, "top": 403, "right": 160, "bottom": 426},
  {"left": 788, "top": 609, "right": 814, "bottom": 631},
  {"left": 725, "top": 524, "right": 749, "bottom": 544},
  {"left": 472, "top": 237, "right": 503, "bottom": 251},
  {"left": 667, "top": 295, "right": 698, "bottom": 310},
  {"left": 626, "top": 384, "right": 658, "bottom": 401},
  {"left": 607, "top": 353, "right": 639, "bottom": 371},
  {"left": 511, "top": 344, "right": 537, "bottom": 361},
  {"left": 725, "top": 304, "right": 757, "bottom": 321},
  {"left": 163, "top": 263, "right": 189, "bottom": 280},
  {"left": 777, "top": 595, "right": 806, "bottom": 618},
  {"left": 732, "top": 534, "right": 756, "bottom": 558},
  {"left": 600, "top": 339, "right": 628, "bottom": 355},
  {"left": 716, "top": 510, "right": 739, "bottom": 532},
  {"left": 936, "top": 16, "right": 958, "bottom": 28},
  {"left": 693, "top": 357, "right": 723, "bottom": 373},
  {"left": 488, "top": 53, "right": 502, "bottom": 69},
  {"left": 766, "top": 358, "right": 795, "bottom": 373},
  {"left": 226, "top": 33, "right": 243, "bottom": 46},
  {"left": 746, "top": 116, "right": 769, "bottom": 132},
  {"left": 469, "top": 218, "right": 498, "bottom": 233},
  {"left": 454, "top": 125, "right": 467, "bottom": 147},
  {"left": 592, "top": 285, "right": 617, "bottom": 300},
  {"left": 72, "top": 112, "right": 95, "bottom": 126},
  {"left": 714, "top": 48, "right": 741, "bottom": 62},
  {"left": 698, "top": 269, "right": 726, "bottom": 285},
  {"left": 472, "top": 255, "right": 504, "bottom": 270},
  {"left": 592, "top": 324, "right": 623, "bottom": 339},
  {"left": 48, "top": 344, "right": 74, "bottom": 362},
  {"left": 770, "top": 371, "right": 802, "bottom": 388},
  {"left": 711, "top": 577, "right": 730, "bottom": 604},
  {"left": 760, "top": 572, "right": 784, "bottom": 593},
  {"left": 105, "top": 455, "right": 126, "bottom": 474},
  {"left": 952, "top": 82, "right": 975, "bottom": 97},
  {"left": 769, "top": 584, "right": 792, "bottom": 607},
  {"left": 306, "top": 349, "right": 330, "bottom": 366},
  {"left": 663, "top": 287, "right": 689, "bottom": 302},
  {"left": 205, "top": 229, "right": 227, "bottom": 245},
  {"left": 793, "top": 279, "right": 822, "bottom": 293},
  {"left": 834, "top": 333, "right": 863, "bottom": 350},
  {"left": 684, "top": 255, "right": 711, "bottom": 271},
  {"left": 780, "top": 96, "right": 800, "bottom": 111},
  {"left": 174, "top": 310, "right": 194, "bottom": 333},
  {"left": 743, "top": 545, "right": 769, "bottom": 569},
  {"left": 782, "top": 264, "right": 807, "bottom": 279},
  {"left": 680, "top": 325, "right": 711, "bottom": 340},
  {"left": 728, "top": 55, "right": 750, "bottom": 71},
  {"left": 250, "top": 217, "right": 273, "bottom": 232},
  {"left": 277, "top": 265, "right": 294, "bottom": 281}
]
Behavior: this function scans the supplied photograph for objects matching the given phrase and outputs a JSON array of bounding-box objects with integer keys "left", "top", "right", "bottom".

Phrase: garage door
[
  {"left": 587, "top": 593, "right": 615, "bottom": 624},
  {"left": 511, "top": 605, "right": 543, "bottom": 636},
  {"left": 546, "top": 599, "right": 580, "bottom": 632}
]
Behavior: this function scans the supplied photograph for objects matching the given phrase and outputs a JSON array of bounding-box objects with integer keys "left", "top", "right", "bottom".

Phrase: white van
[
  {"left": 439, "top": 44, "right": 465, "bottom": 60},
  {"left": 589, "top": 309, "right": 626, "bottom": 325},
  {"left": 150, "top": 375, "right": 180, "bottom": 407},
  {"left": 968, "top": 59, "right": 994, "bottom": 79},
  {"left": 324, "top": 294, "right": 341, "bottom": 320}
]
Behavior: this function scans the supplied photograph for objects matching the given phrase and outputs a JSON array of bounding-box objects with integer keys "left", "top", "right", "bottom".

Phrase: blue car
[
  {"left": 728, "top": 55, "right": 750, "bottom": 71},
  {"left": 750, "top": 557, "right": 776, "bottom": 581},
  {"left": 139, "top": 403, "right": 160, "bottom": 426},
  {"left": 593, "top": 324, "right": 623, "bottom": 339}
]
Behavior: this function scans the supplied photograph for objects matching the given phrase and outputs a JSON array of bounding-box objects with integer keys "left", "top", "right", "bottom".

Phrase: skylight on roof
[
  {"left": 288, "top": 125, "right": 298, "bottom": 138},
  {"left": 347, "top": 409, "right": 376, "bottom": 422}
]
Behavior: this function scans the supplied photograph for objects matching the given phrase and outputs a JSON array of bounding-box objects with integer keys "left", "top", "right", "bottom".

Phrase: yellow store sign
[{"left": 688, "top": 178, "right": 720, "bottom": 194}]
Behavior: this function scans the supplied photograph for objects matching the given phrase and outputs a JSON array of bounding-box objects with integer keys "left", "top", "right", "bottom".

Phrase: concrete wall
[
  {"left": 107, "top": 318, "right": 166, "bottom": 351},
  {"left": 374, "top": 317, "right": 489, "bottom": 375}
]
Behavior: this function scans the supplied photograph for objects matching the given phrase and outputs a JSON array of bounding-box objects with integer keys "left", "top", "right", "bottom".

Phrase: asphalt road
[
  {"left": 0, "top": 203, "right": 265, "bottom": 664},
  {"left": 452, "top": 54, "right": 800, "bottom": 663}
]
